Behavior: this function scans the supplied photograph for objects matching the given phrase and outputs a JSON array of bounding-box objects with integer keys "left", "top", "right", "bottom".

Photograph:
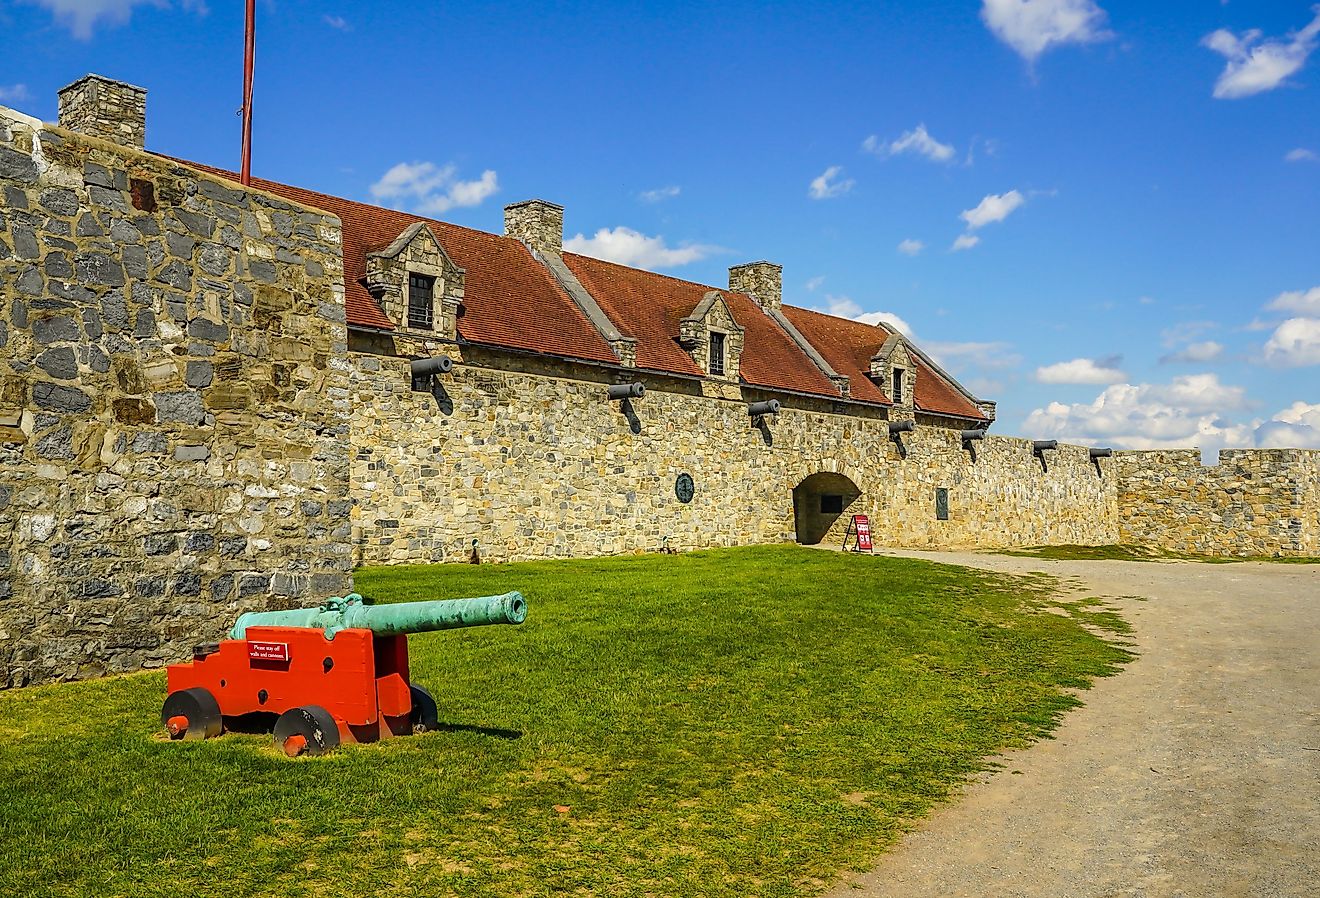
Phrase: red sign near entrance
[
  {"left": 853, "top": 515, "right": 872, "bottom": 551},
  {"left": 842, "top": 514, "right": 873, "bottom": 553}
]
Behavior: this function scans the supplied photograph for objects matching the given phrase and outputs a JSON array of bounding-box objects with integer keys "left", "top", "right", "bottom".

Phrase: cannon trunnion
[{"left": 162, "top": 592, "right": 527, "bottom": 757}]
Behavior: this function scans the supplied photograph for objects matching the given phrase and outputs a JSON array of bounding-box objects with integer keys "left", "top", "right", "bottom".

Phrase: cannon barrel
[
  {"left": 410, "top": 355, "right": 453, "bottom": 378},
  {"left": 889, "top": 420, "right": 915, "bottom": 435},
  {"left": 1089, "top": 447, "right": 1113, "bottom": 458},
  {"left": 230, "top": 591, "right": 527, "bottom": 640},
  {"left": 748, "top": 399, "right": 780, "bottom": 417},
  {"left": 960, "top": 429, "right": 985, "bottom": 442},
  {"left": 1033, "top": 440, "right": 1059, "bottom": 452},
  {"left": 608, "top": 382, "right": 645, "bottom": 400}
]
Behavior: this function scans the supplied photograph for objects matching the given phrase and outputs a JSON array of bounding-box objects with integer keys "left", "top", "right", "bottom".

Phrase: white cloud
[
  {"left": 26, "top": 0, "right": 207, "bottom": 40},
  {"left": 804, "top": 276, "right": 825, "bottom": 292},
  {"left": 1023, "top": 374, "right": 1253, "bottom": 452},
  {"left": 808, "top": 166, "right": 854, "bottom": 200},
  {"left": 563, "top": 227, "right": 717, "bottom": 270},
  {"left": 369, "top": 161, "right": 498, "bottom": 216},
  {"left": 1255, "top": 401, "right": 1320, "bottom": 448},
  {"left": 1036, "top": 356, "right": 1127, "bottom": 384},
  {"left": 1202, "top": 7, "right": 1320, "bottom": 99},
  {"left": 1161, "top": 341, "right": 1224, "bottom": 364},
  {"left": 1286, "top": 147, "right": 1319, "bottom": 162},
  {"left": 1138, "top": 295, "right": 1156, "bottom": 305},
  {"left": 980, "top": 0, "right": 1112, "bottom": 63},
  {"left": 960, "top": 190, "right": 1026, "bottom": 229},
  {"left": 639, "top": 185, "right": 681, "bottom": 203},
  {"left": 897, "top": 238, "right": 925, "bottom": 256},
  {"left": 951, "top": 234, "right": 981, "bottom": 251},
  {"left": 0, "top": 84, "right": 31, "bottom": 104},
  {"left": 1262, "top": 317, "right": 1320, "bottom": 367},
  {"left": 1267, "top": 286, "right": 1320, "bottom": 315},
  {"left": 323, "top": 14, "right": 350, "bottom": 30},
  {"left": 863, "top": 125, "right": 955, "bottom": 162},
  {"left": 817, "top": 296, "right": 913, "bottom": 335},
  {"left": 1160, "top": 320, "right": 1219, "bottom": 348}
]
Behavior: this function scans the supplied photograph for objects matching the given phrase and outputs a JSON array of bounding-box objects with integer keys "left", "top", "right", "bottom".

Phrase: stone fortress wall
[
  {"left": 348, "top": 350, "right": 1119, "bottom": 564},
  {"left": 1, "top": 78, "right": 1315, "bottom": 689},
  {"left": 1114, "top": 449, "right": 1320, "bottom": 557},
  {"left": 0, "top": 96, "right": 352, "bottom": 687}
]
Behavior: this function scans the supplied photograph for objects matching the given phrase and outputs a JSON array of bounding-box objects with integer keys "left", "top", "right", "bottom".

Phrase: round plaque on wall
[{"left": 674, "top": 473, "right": 695, "bottom": 504}]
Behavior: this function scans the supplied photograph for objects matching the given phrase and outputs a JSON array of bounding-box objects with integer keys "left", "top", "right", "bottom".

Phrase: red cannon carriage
[{"left": 162, "top": 591, "right": 527, "bottom": 756}]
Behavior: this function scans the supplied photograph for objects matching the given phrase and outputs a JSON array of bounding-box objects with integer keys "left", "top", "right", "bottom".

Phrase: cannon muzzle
[{"left": 230, "top": 591, "right": 527, "bottom": 640}]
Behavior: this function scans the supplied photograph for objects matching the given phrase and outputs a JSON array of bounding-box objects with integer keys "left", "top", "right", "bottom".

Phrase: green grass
[
  {"left": 0, "top": 546, "right": 1131, "bottom": 898},
  {"left": 997, "top": 544, "right": 1320, "bottom": 564}
]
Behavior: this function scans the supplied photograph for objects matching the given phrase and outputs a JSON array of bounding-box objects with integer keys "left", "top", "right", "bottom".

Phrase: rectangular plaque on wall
[{"left": 935, "top": 488, "right": 949, "bottom": 521}]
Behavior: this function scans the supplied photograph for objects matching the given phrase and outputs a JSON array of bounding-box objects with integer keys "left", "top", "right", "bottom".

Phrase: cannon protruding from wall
[
  {"left": 1089, "top": 447, "right": 1113, "bottom": 459},
  {"left": 748, "top": 400, "right": 781, "bottom": 417},
  {"left": 960, "top": 429, "right": 986, "bottom": 442},
  {"left": 889, "top": 420, "right": 915, "bottom": 435},
  {"left": 411, "top": 355, "right": 453, "bottom": 378},
  {"left": 1032, "top": 440, "right": 1059, "bottom": 452},
  {"left": 608, "top": 382, "right": 645, "bottom": 400}
]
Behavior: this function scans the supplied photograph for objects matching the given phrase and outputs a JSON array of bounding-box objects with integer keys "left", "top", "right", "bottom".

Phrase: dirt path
[{"left": 826, "top": 551, "right": 1320, "bottom": 898}]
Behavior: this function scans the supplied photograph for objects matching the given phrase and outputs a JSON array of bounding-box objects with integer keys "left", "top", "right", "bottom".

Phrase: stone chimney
[
  {"left": 504, "top": 199, "right": 563, "bottom": 256},
  {"left": 58, "top": 75, "right": 147, "bottom": 149},
  {"left": 729, "top": 261, "right": 782, "bottom": 312}
]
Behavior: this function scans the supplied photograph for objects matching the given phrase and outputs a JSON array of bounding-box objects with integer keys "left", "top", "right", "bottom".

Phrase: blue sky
[{"left": 2, "top": 0, "right": 1318, "bottom": 453}]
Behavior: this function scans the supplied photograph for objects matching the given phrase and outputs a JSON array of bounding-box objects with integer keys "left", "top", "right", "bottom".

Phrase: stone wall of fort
[
  {"left": 1114, "top": 449, "right": 1320, "bottom": 557},
  {"left": 0, "top": 106, "right": 352, "bottom": 687},
  {"left": 347, "top": 349, "right": 1120, "bottom": 565}
]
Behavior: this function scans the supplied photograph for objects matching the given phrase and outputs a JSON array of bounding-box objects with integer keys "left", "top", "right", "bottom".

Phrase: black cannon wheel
[
  {"left": 409, "top": 685, "right": 440, "bottom": 734},
  {"left": 161, "top": 687, "right": 223, "bottom": 741},
  {"left": 273, "top": 705, "right": 341, "bottom": 757}
]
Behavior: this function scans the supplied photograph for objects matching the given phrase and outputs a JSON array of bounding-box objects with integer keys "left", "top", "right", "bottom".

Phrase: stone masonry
[
  {"left": 1114, "top": 449, "right": 1320, "bottom": 557},
  {"left": 348, "top": 350, "right": 1119, "bottom": 565},
  {"left": 0, "top": 100, "right": 351, "bottom": 687}
]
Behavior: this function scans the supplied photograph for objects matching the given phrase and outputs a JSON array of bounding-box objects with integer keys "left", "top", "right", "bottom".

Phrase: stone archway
[{"left": 792, "top": 471, "right": 862, "bottom": 545}]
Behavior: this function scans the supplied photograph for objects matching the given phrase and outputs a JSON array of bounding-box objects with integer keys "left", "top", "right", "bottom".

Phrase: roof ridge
[{"left": 563, "top": 251, "right": 743, "bottom": 296}]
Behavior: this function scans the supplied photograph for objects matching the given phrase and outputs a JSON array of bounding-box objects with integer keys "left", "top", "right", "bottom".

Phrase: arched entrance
[{"left": 792, "top": 472, "right": 861, "bottom": 545}]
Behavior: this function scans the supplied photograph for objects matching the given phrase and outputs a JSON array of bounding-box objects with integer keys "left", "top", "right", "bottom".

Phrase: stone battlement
[{"left": 1114, "top": 449, "right": 1320, "bottom": 557}]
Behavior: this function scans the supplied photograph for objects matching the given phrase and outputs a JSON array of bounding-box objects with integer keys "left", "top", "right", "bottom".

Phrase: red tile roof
[
  {"left": 783, "top": 306, "right": 987, "bottom": 421},
  {"left": 180, "top": 163, "right": 619, "bottom": 364},
  {"left": 175, "top": 159, "right": 985, "bottom": 419},
  {"left": 563, "top": 253, "right": 842, "bottom": 397}
]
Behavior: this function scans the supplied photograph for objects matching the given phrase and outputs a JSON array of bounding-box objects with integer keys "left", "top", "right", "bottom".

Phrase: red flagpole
[{"left": 240, "top": 0, "right": 255, "bottom": 186}]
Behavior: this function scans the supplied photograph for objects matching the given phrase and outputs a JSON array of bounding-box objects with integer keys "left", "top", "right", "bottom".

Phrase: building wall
[
  {"left": 1114, "top": 449, "right": 1320, "bottom": 557},
  {"left": 0, "top": 107, "right": 352, "bottom": 687},
  {"left": 348, "top": 349, "right": 1119, "bottom": 565}
]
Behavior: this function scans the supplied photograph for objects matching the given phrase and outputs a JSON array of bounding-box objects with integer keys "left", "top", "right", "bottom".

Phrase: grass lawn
[
  {"left": 997, "top": 544, "right": 1320, "bottom": 564},
  {"left": 0, "top": 546, "right": 1131, "bottom": 898}
]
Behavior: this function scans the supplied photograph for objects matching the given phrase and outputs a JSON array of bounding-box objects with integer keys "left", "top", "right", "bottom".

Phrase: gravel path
[{"left": 826, "top": 551, "right": 1320, "bottom": 898}]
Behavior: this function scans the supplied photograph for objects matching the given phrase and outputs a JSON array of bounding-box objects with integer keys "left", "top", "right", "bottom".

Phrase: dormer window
[
  {"left": 363, "top": 222, "right": 466, "bottom": 339},
  {"left": 408, "top": 273, "right": 435, "bottom": 329},
  {"left": 709, "top": 332, "right": 726, "bottom": 376},
  {"left": 679, "top": 291, "right": 745, "bottom": 381},
  {"left": 871, "top": 333, "right": 915, "bottom": 411}
]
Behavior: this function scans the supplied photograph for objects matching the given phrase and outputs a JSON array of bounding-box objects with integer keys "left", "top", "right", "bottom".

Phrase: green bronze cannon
[
  {"left": 229, "top": 591, "right": 528, "bottom": 639},
  {"left": 164, "top": 591, "right": 528, "bottom": 756}
]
